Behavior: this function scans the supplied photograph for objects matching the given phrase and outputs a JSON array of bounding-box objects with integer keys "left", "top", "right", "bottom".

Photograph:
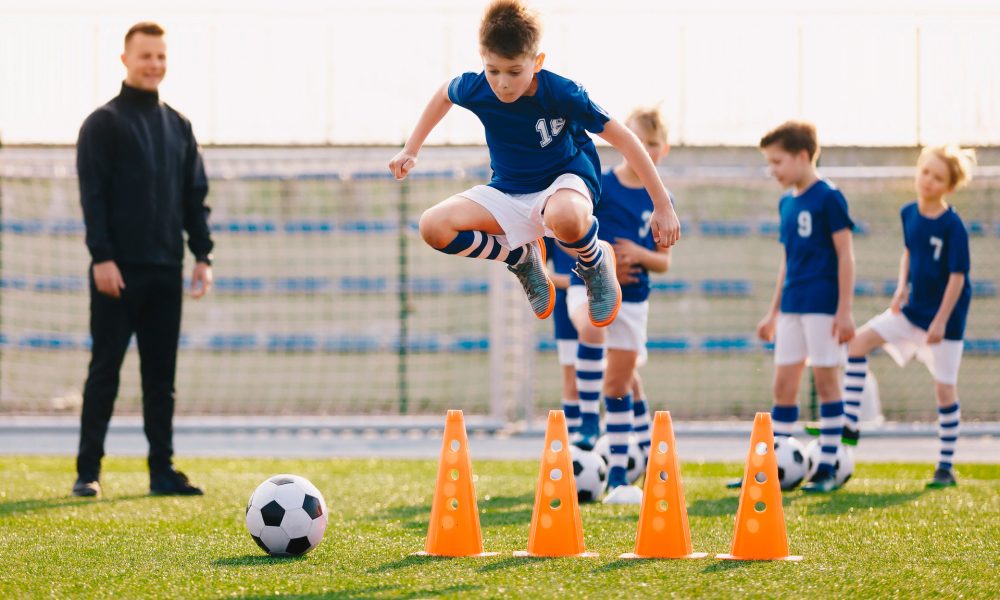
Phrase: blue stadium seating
[{"left": 701, "top": 279, "right": 752, "bottom": 297}]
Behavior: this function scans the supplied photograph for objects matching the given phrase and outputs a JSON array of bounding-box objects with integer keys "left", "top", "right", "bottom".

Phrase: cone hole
[
  {"left": 449, "top": 469, "right": 460, "bottom": 481},
  {"left": 449, "top": 498, "right": 459, "bottom": 510},
  {"left": 657, "top": 441, "right": 668, "bottom": 454},
  {"left": 550, "top": 440, "right": 563, "bottom": 453},
  {"left": 449, "top": 439, "right": 461, "bottom": 452},
  {"left": 754, "top": 501, "right": 766, "bottom": 513},
  {"left": 755, "top": 442, "right": 769, "bottom": 456},
  {"left": 657, "top": 500, "right": 668, "bottom": 512},
  {"left": 658, "top": 471, "right": 668, "bottom": 482},
  {"left": 549, "top": 498, "right": 562, "bottom": 510},
  {"left": 754, "top": 471, "right": 767, "bottom": 484},
  {"left": 550, "top": 468, "right": 562, "bottom": 481}
]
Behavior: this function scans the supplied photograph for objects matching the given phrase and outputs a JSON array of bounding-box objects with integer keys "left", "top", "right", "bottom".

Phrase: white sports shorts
[
  {"left": 866, "top": 309, "right": 964, "bottom": 385},
  {"left": 774, "top": 312, "right": 844, "bottom": 367},
  {"left": 567, "top": 285, "right": 649, "bottom": 366},
  {"left": 457, "top": 173, "right": 592, "bottom": 250},
  {"left": 556, "top": 339, "right": 579, "bottom": 366}
]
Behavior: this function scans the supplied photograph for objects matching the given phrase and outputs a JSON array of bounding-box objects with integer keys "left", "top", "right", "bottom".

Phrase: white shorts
[
  {"left": 567, "top": 285, "right": 649, "bottom": 366},
  {"left": 556, "top": 339, "right": 578, "bottom": 366},
  {"left": 774, "top": 313, "right": 845, "bottom": 367},
  {"left": 457, "top": 173, "right": 592, "bottom": 250},
  {"left": 866, "top": 309, "right": 964, "bottom": 385}
]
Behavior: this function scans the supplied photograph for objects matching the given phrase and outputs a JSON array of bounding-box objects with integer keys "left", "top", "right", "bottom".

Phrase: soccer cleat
[
  {"left": 801, "top": 469, "right": 840, "bottom": 493},
  {"left": 72, "top": 478, "right": 101, "bottom": 498},
  {"left": 804, "top": 422, "right": 860, "bottom": 446},
  {"left": 725, "top": 479, "right": 743, "bottom": 490},
  {"left": 507, "top": 238, "right": 555, "bottom": 319},
  {"left": 926, "top": 468, "right": 957, "bottom": 489},
  {"left": 603, "top": 484, "right": 642, "bottom": 505},
  {"left": 572, "top": 240, "right": 621, "bottom": 327},
  {"left": 150, "top": 469, "right": 204, "bottom": 496}
]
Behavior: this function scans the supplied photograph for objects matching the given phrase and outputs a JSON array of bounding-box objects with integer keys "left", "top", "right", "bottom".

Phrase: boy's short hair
[
  {"left": 626, "top": 106, "right": 669, "bottom": 144},
  {"left": 125, "top": 21, "right": 165, "bottom": 47},
  {"left": 760, "top": 120, "right": 820, "bottom": 162},
  {"left": 479, "top": 0, "right": 542, "bottom": 58},
  {"left": 920, "top": 145, "right": 977, "bottom": 189}
]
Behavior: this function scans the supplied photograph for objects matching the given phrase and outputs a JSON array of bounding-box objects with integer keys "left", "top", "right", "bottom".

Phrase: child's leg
[
  {"left": 935, "top": 383, "right": 960, "bottom": 475},
  {"left": 571, "top": 302, "right": 605, "bottom": 447},
  {"left": 603, "top": 348, "right": 638, "bottom": 489},
  {"left": 842, "top": 327, "right": 887, "bottom": 442},
  {"left": 560, "top": 362, "right": 580, "bottom": 433},
  {"left": 813, "top": 366, "right": 845, "bottom": 477},
  {"left": 772, "top": 362, "right": 806, "bottom": 438},
  {"left": 631, "top": 371, "right": 652, "bottom": 456},
  {"left": 419, "top": 196, "right": 525, "bottom": 265}
]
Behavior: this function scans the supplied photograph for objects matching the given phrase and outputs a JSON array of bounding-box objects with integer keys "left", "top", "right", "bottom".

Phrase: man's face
[
  {"left": 481, "top": 50, "right": 542, "bottom": 103},
  {"left": 762, "top": 145, "right": 809, "bottom": 189},
  {"left": 121, "top": 33, "right": 166, "bottom": 92}
]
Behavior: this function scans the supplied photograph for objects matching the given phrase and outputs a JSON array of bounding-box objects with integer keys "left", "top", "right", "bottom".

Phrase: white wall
[{"left": 1, "top": 0, "right": 999, "bottom": 145}]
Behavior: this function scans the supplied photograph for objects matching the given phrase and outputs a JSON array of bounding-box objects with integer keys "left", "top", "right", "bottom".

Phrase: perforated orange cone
[
  {"left": 514, "top": 410, "right": 597, "bottom": 558},
  {"left": 417, "top": 410, "right": 497, "bottom": 557},
  {"left": 717, "top": 412, "right": 803, "bottom": 561},
  {"left": 621, "top": 411, "right": 707, "bottom": 559}
]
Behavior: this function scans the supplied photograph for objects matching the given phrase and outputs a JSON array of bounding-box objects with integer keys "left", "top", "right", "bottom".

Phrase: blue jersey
[
  {"left": 778, "top": 179, "right": 854, "bottom": 314},
  {"left": 545, "top": 238, "right": 578, "bottom": 341},
  {"left": 570, "top": 170, "right": 664, "bottom": 303},
  {"left": 448, "top": 69, "right": 610, "bottom": 202},
  {"left": 900, "top": 202, "right": 971, "bottom": 340}
]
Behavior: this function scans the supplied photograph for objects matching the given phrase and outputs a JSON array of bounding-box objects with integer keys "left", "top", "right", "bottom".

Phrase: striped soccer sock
[
  {"left": 558, "top": 219, "right": 603, "bottom": 268},
  {"left": 438, "top": 230, "right": 524, "bottom": 266},
  {"left": 938, "top": 402, "right": 960, "bottom": 471},
  {"left": 605, "top": 394, "right": 633, "bottom": 488},
  {"left": 633, "top": 396, "right": 652, "bottom": 454},
  {"left": 563, "top": 398, "right": 581, "bottom": 433},
  {"left": 576, "top": 342, "right": 605, "bottom": 436},
  {"left": 771, "top": 404, "right": 798, "bottom": 439},
  {"left": 843, "top": 356, "right": 868, "bottom": 431},
  {"left": 818, "top": 400, "right": 845, "bottom": 476}
]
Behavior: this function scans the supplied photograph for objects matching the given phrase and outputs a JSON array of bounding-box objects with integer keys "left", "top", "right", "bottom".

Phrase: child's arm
[
  {"left": 613, "top": 238, "right": 670, "bottom": 273},
  {"left": 832, "top": 229, "right": 856, "bottom": 343},
  {"left": 597, "top": 119, "right": 680, "bottom": 248},
  {"left": 927, "top": 274, "right": 965, "bottom": 344},
  {"left": 549, "top": 271, "right": 571, "bottom": 290},
  {"left": 388, "top": 84, "right": 452, "bottom": 180},
  {"left": 757, "top": 260, "right": 785, "bottom": 342},
  {"left": 890, "top": 249, "right": 910, "bottom": 313}
]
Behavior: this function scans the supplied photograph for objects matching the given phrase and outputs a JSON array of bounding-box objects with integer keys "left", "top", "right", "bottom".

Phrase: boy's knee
[
  {"left": 418, "top": 208, "right": 450, "bottom": 248},
  {"left": 544, "top": 192, "right": 591, "bottom": 239}
]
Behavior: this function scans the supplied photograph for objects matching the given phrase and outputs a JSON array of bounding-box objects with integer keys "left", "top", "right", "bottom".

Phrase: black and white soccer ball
[
  {"left": 593, "top": 434, "right": 645, "bottom": 484},
  {"left": 773, "top": 436, "right": 808, "bottom": 490},
  {"left": 804, "top": 439, "right": 855, "bottom": 487},
  {"left": 245, "top": 474, "right": 328, "bottom": 557},
  {"left": 571, "top": 446, "right": 608, "bottom": 503}
]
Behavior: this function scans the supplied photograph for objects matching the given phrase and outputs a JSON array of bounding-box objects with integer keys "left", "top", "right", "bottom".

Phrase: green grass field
[{"left": 2, "top": 457, "right": 998, "bottom": 599}]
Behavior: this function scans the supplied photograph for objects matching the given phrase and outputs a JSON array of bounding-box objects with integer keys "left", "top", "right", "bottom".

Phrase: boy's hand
[
  {"left": 890, "top": 292, "right": 905, "bottom": 314},
  {"left": 613, "top": 238, "right": 643, "bottom": 266},
  {"left": 833, "top": 310, "right": 856, "bottom": 344},
  {"left": 616, "top": 262, "right": 642, "bottom": 285},
  {"left": 388, "top": 150, "right": 418, "bottom": 180},
  {"left": 926, "top": 320, "right": 945, "bottom": 344},
  {"left": 651, "top": 206, "right": 681, "bottom": 248},
  {"left": 92, "top": 260, "right": 125, "bottom": 299},
  {"left": 756, "top": 313, "right": 777, "bottom": 342}
]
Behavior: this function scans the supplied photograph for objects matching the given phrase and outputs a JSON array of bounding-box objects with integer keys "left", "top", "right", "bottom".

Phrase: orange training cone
[
  {"left": 514, "top": 410, "right": 597, "bottom": 558},
  {"left": 418, "top": 410, "right": 497, "bottom": 557},
  {"left": 621, "top": 411, "right": 707, "bottom": 559},
  {"left": 717, "top": 412, "right": 802, "bottom": 561}
]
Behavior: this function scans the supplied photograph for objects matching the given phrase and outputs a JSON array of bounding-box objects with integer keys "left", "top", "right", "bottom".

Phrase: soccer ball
[
  {"left": 246, "top": 474, "right": 328, "bottom": 557},
  {"left": 773, "top": 436, "right": 808, "bottom": 490},
  {"left": 804, "top": 439, "right": 855, "bottom": 487},
  {"left": 571, "top": 446, "right": 608, "bottom": 503},
  {"left": 594, "top": 434, "right": 645, "bottom": 484}
]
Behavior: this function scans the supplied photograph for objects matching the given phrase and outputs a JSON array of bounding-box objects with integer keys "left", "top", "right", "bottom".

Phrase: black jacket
[{"left": 77, "top": 82, "right": 213, "bottom": 267}]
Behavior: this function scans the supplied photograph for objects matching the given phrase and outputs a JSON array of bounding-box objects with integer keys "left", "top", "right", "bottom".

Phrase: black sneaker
[
  {"left": 150, "top": 469, "right": 204, "bottom": 496},
  {"left": 802, "top": 470, "right": 840, "bottom": 493},
  {"left": 725, "top": 479, "right": 743, "bottom": 489},
  {"left": 926, "top": 468, "right": 957, "bottom": 489},
  {"left": 72, "top": 478, "right": 101, "bottom": 498}
]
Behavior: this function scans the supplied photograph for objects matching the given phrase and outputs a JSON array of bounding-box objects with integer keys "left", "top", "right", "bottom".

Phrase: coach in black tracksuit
[{"left": 73, "top": 22, "right": 214, "bottom": 498}]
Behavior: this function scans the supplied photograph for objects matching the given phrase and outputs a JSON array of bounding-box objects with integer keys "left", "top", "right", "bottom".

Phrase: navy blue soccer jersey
[
  {"left": 569, "top": 170, "right": 665, "bottom": 303},
  {"left": 545, "top": 237, "right": 578, "bottom": 341},
  {"left": 899, "top": 202, "right": 971, "bottom": 340},
  {"left": 447, "top": 69, "right": 610, "bottom": 202},
  {"left": 778, "top": 179, "right": 854, "bottom": 314}
]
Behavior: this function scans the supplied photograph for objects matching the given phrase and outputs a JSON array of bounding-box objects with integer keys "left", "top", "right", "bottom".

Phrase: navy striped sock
[
  {"left": 938, "top": 402, "right": 960, "bottom": 471},
  {"left": 633, "top": 396, "right": 651, "bottom": 453},
  {"left": 563, "top": 399, "right": 581, "bottom": 433},
  {"left": 439, "top": 230, "right": 524, "bottom": 266},
  {"left": 606, "top": 394, "right": 633, "bottom": 487},
  {"left": 576, "top": 342, "right": 604, "bottom": 435},
  {"left": 558, "top": 219, "right": 603, "bottom": 268},
  {"left": 771, "top": 405, "right": 798, "bottom": 438},
  {"left": 818, "top": 400, "right": 844, "bottom": 475},
  {"left": 843, "top": 356, "right": 868, "bottom": 429}
]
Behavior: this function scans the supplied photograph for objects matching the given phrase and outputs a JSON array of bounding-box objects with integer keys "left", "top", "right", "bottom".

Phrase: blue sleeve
[
  {"left": 778, "top": 197, "right": 788, "bottom": 245},
  {"left": 948, "top": 218, "right": 971, "bottom": 274},
  {"left": 447, "top": 72, "right": 477, "bottom": 107},
  {"left": 825, "top": 190, "right": 854, "bottom": 234},
  {"left": 555, "top": 79, "right": 610, "bottom": 134}
]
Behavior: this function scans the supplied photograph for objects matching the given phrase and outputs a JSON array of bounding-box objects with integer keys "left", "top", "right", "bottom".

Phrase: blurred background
[{"left": 2, "top": 0, "right": 998, "bottom": 429}]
